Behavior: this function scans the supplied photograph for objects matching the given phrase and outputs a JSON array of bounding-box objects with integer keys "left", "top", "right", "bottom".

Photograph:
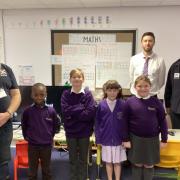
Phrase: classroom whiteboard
[
  {"left": 96, "top": 42, "right": 132, "bottom": 88},
  {"left": 51, "top": 30, "right": 136, "bottom": 91}
]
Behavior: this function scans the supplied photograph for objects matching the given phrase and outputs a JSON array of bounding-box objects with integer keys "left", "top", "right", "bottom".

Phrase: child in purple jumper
[
  {"left": 95, "top": 80, "right": 127, "bottom": 180},
  {"left": 122, "top": 75, "right": 168, "bottom": 180},
  {"left": 21, "top": 83, "right": 59, "bottom": 180},
  {"left": 61, "top": 68, "right": 96, "bottom": 180}
]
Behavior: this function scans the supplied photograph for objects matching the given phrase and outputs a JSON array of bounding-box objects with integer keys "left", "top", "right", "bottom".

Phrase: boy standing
[
  {"left": 61, "top": 68, "right": 96, "bottom": 180},
  {"left": 21, "top": 83, "right": 59, "bottom": 180}
]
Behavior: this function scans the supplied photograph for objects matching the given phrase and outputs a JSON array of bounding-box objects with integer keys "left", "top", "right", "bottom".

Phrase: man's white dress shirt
[{"left": 129, "top": 52, "right": 166, "bottom": 96}]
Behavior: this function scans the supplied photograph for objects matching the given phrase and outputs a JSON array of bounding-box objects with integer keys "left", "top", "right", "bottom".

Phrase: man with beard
[{"left": 129, "top": 32, "right": 166, "bottom": 97}]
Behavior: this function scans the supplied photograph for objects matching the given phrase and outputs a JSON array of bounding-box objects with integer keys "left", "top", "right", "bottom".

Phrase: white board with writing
[
  {"left": 96, "top": 42, "right": 132, "bottom": 88},
  {"left": 61, "top": 42, "right": 132, "bottom": 89}
]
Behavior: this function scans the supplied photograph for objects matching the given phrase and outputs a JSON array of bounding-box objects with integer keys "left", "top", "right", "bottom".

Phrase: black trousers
[
  {"left": 171, "top": 112, "right": 180, "bottom": 129},
  {"left": 66, "top": 137, "right": 89, "bottom": 180},
  {"left": 28, "top": 145, "right": 52, "bottom": 180},
  {"left": 0, "top": 122, "right": 12, "bottom": 180}
]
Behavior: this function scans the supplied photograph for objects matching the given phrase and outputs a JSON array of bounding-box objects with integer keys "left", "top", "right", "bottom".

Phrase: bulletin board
[{"left": 51, "top": 30, "right": 136, "bottom": 95}]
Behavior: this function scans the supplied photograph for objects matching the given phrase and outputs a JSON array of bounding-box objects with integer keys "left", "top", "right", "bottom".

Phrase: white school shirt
[
  {"left": 71, "top": 87, "right": 85, "bottom": 94},
  {"left": 129, "top": 52, "right": 166, "bottom": 96},
  {"left": 106, "top": 98, "right": 116, "bottom": 112}
]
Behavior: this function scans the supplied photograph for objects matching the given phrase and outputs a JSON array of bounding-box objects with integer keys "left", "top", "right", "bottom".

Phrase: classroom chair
[
  {"left": 156, "top": 141, "right": 180, "bottom": 178},
  {"left": 14, "top": 140, "right": 29, "bottom": 180}
]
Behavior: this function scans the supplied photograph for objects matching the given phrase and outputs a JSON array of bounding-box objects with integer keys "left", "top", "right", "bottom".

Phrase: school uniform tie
[{"left": 143, "top": 57, "right": 150, "bottom": 76}]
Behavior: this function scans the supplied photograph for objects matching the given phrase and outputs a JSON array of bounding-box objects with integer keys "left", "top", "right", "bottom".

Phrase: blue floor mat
[{"left": 9, "top": 148, "right": 177, "bottom": 180}]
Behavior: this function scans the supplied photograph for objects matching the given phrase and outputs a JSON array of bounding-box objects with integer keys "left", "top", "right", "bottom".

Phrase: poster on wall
[
  {"left": 62, "top": 42, "right": 132, "bottom": 89},
  {"left": 95, "top": 42, "right": 132, "bottom": 88},
  {"left": 62, "top": 44, "right": 96, "bottom": 90},
  {"left": 62, "top": 44, "right": 96, "bottom": 57},
  {"left": 62, "top": 56, "right": 95, "bottom": 90},
  {"left": 5, "top": 15, "right": 112, "bottom": 29},
  {"left": 69, "top": 33, "right": 116, "bottom": 44},
  {"left": 18, "top": 65, "right": 35, "bottom": 85},
  {"left": 51, "top": 55, "right": 62, "bottom": 64}
]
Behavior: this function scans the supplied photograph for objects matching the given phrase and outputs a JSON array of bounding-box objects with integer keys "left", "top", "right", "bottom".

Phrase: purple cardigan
[{"left": 95, "top": 99, "right": 125, "bottom": 146}]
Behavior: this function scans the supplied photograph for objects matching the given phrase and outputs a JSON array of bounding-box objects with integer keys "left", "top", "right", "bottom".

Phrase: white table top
[
  {"left": 12, "top": 126, "right": 95, "bottom": 147},
  {"left": 12, "top": 128, "right": 180, "bottom": 147},
  {"left": 167, "top": 129, "right": 180, "bottom": 142},
  {"left": 12, "top": 127, "right": 67, "bottom": 147}
]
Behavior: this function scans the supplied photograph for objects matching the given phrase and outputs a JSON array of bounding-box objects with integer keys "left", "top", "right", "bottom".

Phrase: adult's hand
[{"left": 0, "top": 112, "right": 11, "bottom": 127}]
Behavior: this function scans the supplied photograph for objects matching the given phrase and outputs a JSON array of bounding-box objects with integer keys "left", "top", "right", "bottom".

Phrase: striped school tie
[{"left": 143, "top": 57, "right": 150, "bottom": 76}]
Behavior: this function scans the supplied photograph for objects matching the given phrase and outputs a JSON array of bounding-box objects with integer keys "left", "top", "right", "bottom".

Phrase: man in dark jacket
[{"left": 164, "top": 59, "right": 180, "bottom": 129}]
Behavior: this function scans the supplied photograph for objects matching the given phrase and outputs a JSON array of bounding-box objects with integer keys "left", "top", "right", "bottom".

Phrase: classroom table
[
  {"left": 12, "top": 126, "right": 96, "bottom": 149},
  {"left": 156, "top": 129, "right": 180, "bottom": 176},
  {"left": 166, "top": 129, "right": 180, "bottom": 142}
]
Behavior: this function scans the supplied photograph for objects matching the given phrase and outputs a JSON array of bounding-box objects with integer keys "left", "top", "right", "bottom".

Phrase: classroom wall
[{"left": 2, "top": 6, "right": 180, "bottom": 97}]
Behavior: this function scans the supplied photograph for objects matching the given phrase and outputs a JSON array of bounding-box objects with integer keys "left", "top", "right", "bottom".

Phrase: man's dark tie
[{"left": 143, "top": 57, "right": 150, "bottom": 76}]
